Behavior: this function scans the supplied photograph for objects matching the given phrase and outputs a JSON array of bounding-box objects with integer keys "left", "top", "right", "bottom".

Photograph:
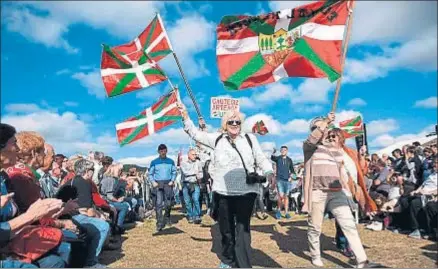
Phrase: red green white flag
[
  {"left": 216, "top": 0, "right": 351, "bottom": 90},
  {"left": 114, "top": 14, "right": 173, "bottom": 63},
  {"left": 100, "top": 13, "right": 173, "bottom": 97},
  {"left": 339, "top": 115, "right": 364, "bottom": 139},
  {"left": 116, "top": 91, "right": 182, "bottom": 146},
  {"left": 252, "top": 120, "right": 269, "bottom": 135}
]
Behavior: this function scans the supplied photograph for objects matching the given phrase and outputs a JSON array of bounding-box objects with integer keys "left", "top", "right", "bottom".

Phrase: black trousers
[
  {"left": 399, "top": 195, "right": 423, "bottom": 231},
  {"left": 425, "top": 201, "right": 438, "bottom": 235},
  {"left": 217, "top": 192, "right": 256, "bottom": 268}
]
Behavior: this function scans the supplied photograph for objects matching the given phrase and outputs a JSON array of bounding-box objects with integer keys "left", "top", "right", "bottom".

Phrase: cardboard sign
[{"left": 210, "top": 97, "right": 240, "bottom": 118}]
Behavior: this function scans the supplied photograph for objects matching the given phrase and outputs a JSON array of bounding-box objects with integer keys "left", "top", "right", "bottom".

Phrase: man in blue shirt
[
  {"left": 149, "top": 144, "right": 177, "bottom": 232},
  {"left": 271, "top": 146, "right": 296, "bottom": 220}
]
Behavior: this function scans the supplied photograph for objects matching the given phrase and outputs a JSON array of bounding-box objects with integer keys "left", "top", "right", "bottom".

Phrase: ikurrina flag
[
  {"left": 252, "top": 120, "right": 269, "bottom": 135},
  {"left": 101, "top": 14, "right": 173, "bottom": 97},
  {"left": 116, "top": 91, "right": 181, "bottom": 146},
  {"left": 339, "top": 115, "right": 364, "bottom": 139},
  {"left": 217, "top": 0, "right": 351, "bottom": 90}
]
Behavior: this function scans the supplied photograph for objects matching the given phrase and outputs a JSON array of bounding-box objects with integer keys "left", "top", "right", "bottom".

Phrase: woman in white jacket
[{"left": 178, "top": 103, "right": 275, "bottom": 268}]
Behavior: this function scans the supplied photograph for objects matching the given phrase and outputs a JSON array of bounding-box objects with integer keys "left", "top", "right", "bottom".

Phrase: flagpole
[
  {"left": 171, "top": 52, "right": 205, "bottom": 126},
  {"left": 331, "top": 0, "right": 356, "bottom": 112}
]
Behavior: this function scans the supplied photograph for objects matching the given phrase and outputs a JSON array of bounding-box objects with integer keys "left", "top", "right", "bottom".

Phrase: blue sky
[{"left": 1, "top": 1, "right": 437, "bottom": 166}]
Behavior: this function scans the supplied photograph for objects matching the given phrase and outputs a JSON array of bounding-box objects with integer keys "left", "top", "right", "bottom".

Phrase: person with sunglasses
[
  {"left": 302, "top": 113, "right": 375, "bottom": 268},
  {"left": 177, "top": 102, "right": 275, "bottom": 268}
]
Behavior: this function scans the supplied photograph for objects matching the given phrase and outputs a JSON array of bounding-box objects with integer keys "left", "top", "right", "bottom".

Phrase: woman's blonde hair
[
  {"left": 15, "top": 131, "right": 45, "bottom": 155},
  {"left": 220, "top": 110, "right": 245, "bottom": 133}
]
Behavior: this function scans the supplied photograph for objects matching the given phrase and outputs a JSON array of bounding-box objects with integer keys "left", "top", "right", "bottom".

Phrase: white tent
[{"left": 374, "top": 135, "right": 437, "bottom": 156}]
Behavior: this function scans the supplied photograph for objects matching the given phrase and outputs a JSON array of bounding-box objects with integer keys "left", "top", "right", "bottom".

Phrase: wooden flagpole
[
  {"left": 331, "top": 0, "right": 356, "bottom": 112},
  {"left": 171, "top": 52, "right": 205, "bottom": 125}
]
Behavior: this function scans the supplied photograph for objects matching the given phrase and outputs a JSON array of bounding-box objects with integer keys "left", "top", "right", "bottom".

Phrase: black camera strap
[{"left": 225, "top": 135, "right": 257, "bottom": 176}]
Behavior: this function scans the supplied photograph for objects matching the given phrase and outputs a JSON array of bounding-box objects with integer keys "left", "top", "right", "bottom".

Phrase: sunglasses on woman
[{"left": 227, "top": 120, "right": 241, "bottom": 126}]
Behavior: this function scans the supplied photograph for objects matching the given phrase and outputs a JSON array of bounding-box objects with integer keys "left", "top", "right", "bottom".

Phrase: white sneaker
[
  {"left": 312, "top": 258, "right": 324, "bottom": 267},
  {"left": 366, "top": 221, "right": 382, "bottom": 231}
]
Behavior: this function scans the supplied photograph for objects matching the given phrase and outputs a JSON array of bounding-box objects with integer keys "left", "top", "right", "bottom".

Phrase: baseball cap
[{"left": 158, "top": 144, "right": 167, "bottom": 150}]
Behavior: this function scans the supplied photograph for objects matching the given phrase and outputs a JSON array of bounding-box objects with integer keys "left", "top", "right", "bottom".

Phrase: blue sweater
[{"left": 149, "top": 157, "right": 177, "bottom": 182}]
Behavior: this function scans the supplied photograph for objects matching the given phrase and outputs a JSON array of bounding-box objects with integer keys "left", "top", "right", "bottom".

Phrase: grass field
[{"left": 100, "top": 208, "right": 437, "bottom": 268}]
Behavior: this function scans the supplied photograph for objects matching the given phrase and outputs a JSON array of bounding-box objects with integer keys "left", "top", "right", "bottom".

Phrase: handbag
[{"left": 8, "top": 225, "right": 62, "bottom": 263}]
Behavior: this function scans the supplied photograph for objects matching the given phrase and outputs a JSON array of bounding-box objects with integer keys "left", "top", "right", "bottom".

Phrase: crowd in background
[{"left": 1, "top": 120, "right": 437, "bottom": 268}]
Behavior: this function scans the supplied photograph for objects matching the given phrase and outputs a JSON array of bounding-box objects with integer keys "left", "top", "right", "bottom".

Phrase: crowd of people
[
  {"left": 0, "top": 123, "right": 147, "bottom": 268},
  {"left": 1, "top": 107, "right": 436, "bottom": 268}
]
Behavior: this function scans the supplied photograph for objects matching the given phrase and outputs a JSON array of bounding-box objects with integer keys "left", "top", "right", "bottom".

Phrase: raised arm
[{"left": 178, "top": 103, "right": 219, "bottom": 148}]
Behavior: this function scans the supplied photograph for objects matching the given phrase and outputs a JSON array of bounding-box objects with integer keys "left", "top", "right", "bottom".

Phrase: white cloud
[
  {"left": 347, "top": 98, "right": 367, "bottom": 107},
  {"left": 244, "top": 113, "right": 310, "bottom": 135},
  {"left": 370, "top": 123, "right": 435, "bottom": 149},
  {"left": 71, "top": 70, "right": 106, "bottom": 99},
  {"left": 239, "top": 97, "right": 257, "bottom": 109},
  {"left": 118, "top": 154, "right": 177, "bottom": 167},
  {"left": 64, "top": 101, "right": 79, "bottom": 107},
  {"left": 3, "top": 2, "right": 214, "bottom": 78},
  {"left": 159, "top": 14, "right": 215, "bottom": 79},
  {"left": 333, "top": 110, "right": 362, "bottom": 126},
  {"left": 414, "top": 97, "right": 437, "bottom": 109},
  {"left": 2, "top": 104, "right": 119, "bottom": 155},
  {"left": 254, "top": 83, "right": 292, "bottom": 104},
  {"left": 2, "top": 5, "right": 78, "bottom": 53},
  {"left": 136, "top": 87, "right": 162, "bottom": 102},
  {"left": 367, "top": 119, "right": 399, "bottom": 136},
  {"left": 285, "top": 139, "right": 303, "bottom": 148},
  {"left": 283, "top": 119, "right": 310, "bottom": 134},
  {"left": 244, "top": 113, "right": 283, "bottom": 135},
  {"left": 5, "top": 103, "right": 41, "bottom": 114},
  {"left": 290, "top": 79, "right": 334, "bottom": 105},
  {"left": 269, "top": 1, "right": 310, "bottom": 11},
  {"left": 56, "top": 69, "right": 71, "bottom": 75},
  {"left": 292, "top": 105, "right": 324, "bottom": 114},
  {"left": 260, "top": 142, "right": 276, "bottom": 152},
  {"left": 351, "top": 2, "right": 437, "bottom": 45}
]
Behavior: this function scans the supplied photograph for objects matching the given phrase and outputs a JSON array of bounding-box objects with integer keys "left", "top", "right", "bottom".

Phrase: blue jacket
[{"left": 149, "top": 157, "right": 177, "bottom": 182}]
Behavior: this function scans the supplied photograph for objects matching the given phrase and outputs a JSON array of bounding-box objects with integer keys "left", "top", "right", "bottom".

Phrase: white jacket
[{"left": 183, "top": 119, "right": 273, "bottom": 196}]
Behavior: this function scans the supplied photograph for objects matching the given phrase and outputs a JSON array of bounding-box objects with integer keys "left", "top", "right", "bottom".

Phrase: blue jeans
[
  {"left": 182, "top": 183, "right": 201, "bottom": 220},
  {"left": 277, "top": 180, "right": 291, "bottom": 195},
  {"left": 111, "top": 201, "right": 130, "bottom": 227},
  {"left": 35, "top": 254, "right": 66, "bottom": 268},
  {"left": 0, "top": 260, "right": 37, "bottom": 268},
  {"left": 72, "top": 214, "right": 110, "bottom": 266}
]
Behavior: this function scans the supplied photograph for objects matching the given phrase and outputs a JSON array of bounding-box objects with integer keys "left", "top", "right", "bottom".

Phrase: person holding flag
[
  {"left": 302, "top": 112, "right": 373, "bottom": 268},
  {"left": 177, "top": 102, "right": 275, "bottom": 268}
]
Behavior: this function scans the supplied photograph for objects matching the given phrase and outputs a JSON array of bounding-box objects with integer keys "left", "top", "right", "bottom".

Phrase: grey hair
[
  {"left": 309, "top": 116, "right": 325, "bottom": 131},
  {"left": 74, "top": 159, "right": 95, "bottom": 176},
  {"left": 94, "top": 151, "right": 104, "bottom": 161}
]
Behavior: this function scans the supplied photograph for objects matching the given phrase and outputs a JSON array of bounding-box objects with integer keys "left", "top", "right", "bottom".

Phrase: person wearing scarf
[{"left": 302, "top": 113, "right": 373, "bottom": 268}]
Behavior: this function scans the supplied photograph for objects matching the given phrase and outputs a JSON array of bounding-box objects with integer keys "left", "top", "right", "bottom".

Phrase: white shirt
[{"left": 183, "top": 119, "right": 273, "bottom": 196}]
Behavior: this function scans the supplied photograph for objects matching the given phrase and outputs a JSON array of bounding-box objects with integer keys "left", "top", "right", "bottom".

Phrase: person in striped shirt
[{"left": 302, "top": 112, "right": 371, "bottom": 268}]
